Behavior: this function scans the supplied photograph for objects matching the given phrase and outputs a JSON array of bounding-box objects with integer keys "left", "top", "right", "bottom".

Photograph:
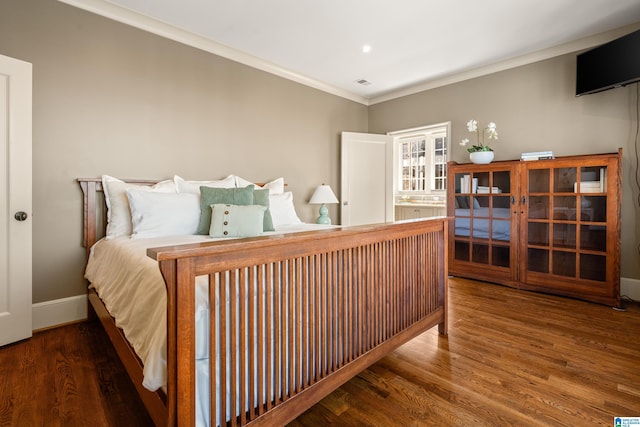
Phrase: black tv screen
[{"left": 576, "top": 29, "right": 640, "bottom": 96}]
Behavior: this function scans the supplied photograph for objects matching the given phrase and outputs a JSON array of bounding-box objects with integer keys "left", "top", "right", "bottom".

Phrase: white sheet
[{"left": 84, "top": 223, "right": 331, "bottom": 393}]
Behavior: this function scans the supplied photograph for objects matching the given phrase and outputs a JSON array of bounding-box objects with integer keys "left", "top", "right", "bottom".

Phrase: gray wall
[
  {"left": 369, "top": 54, "right": 640, "bottom": 280},
  {"left": 0, "top": 0, "right": 368, "bottom": 302},
  {"left": 1, "top": 0, "right": 638, "bottom": 304}
]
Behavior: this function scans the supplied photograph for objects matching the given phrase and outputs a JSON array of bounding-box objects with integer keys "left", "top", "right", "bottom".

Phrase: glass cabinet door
[
  {"left": 452, "top": 168, "right": 513, "bottom": 270},
  {"left": 524, "top": 163, "right": 608, "bottom": 283}
]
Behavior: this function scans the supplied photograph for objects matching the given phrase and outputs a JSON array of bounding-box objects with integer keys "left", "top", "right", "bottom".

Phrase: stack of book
[
  {"left": 573, "top": 181, "right": 601, "bottom": 193},
  {"left": 476, "top": 186, "right": 502, "bottom": 194},
  {"left": 459, "top": 175, "right": 478, "bottom": 193},
  {"left": 520, "top": 151, "right": 555, "bottom": 161},
  {"left": 574, "top": 167, "right": 607, "bottom": 193}
]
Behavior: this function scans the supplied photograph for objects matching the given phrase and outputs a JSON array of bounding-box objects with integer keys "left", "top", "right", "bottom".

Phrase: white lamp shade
[{"left": 309, "top": 184, "right": 339, "bottom": 204}]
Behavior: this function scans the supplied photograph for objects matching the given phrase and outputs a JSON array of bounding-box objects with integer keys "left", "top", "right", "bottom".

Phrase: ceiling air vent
[{"left": 354, "top": 78, "right": 372, "bottom": 86}]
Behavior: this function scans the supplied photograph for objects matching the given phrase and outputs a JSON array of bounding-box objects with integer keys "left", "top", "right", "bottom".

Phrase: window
[
  {"left": 400, "top": 136, "right": 427, "bottom": 191},
  {"left": 433, "top": 135, "right": 447, "bottom": 190},
  {"left": 392, "top": 123, "right": 449, "bottom": 194}
]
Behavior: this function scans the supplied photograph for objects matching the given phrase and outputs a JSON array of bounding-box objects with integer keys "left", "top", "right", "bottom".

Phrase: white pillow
[
  {"left": 209, "top": 204, "right": 266, "bottom": 238},
  {"left": 233, "top": 176, "right": 285, "bottom": 195},
  {"left": 126, "top": 190, "right": 200, "bottom": 238},
  {"left": 174, "top": 175, "right": 236, "bottom": 194},
  {"left": 269, "top": 192, "right": 302, "bottom": 227},
  {"left": 102, "top": 175, "right": 176, "bottom": 239}
]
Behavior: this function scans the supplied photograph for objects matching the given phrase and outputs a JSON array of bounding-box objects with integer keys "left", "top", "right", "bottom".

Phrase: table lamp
[{"left": 309, "top": 184, "right": 339, "bottom": 224}]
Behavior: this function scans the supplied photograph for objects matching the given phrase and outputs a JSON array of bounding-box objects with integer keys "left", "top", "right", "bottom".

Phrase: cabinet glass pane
[
  {"left": 553, "top": 224, "right": 576, "bottom": 248},
  {"left": 553, "top": 251, "right": 576, "bottom": 277},
  {"left": 528, "top": 248, "right": 549, "bottom": 273},
  {"left": 581, "top": 196, "right": 606, "bottom": 222},
  {"left": 454, "top": 241, "right": 470, "bottom": 261},
  {"left": 579, "top": 166, "right": 605, "bottom": 193},
  {"left": 492, "top": 220, "right": 510, "bottom": 241},
  {"left": 472, "top": 244, "right": 489, "bottom": 264},
  {"left": 580, "top": 254, "right": 606, "bottom": 281},
  {"left": 454, "top": 173, "right": 466, "bottom": 193},
  {"left": 553, "top": 196, "right": 576, "bottom": 220},
  {"left": 493, "top": 171, "right": 510, "bottom": 193},
  {"left": 475, "top": 172, "right": 490, "bottom": 189},
  {"left": 492, "top": 246, "right": 510, "bottom": 267},
  {"left": 528, "top": 222, "right": 549, "bottom": 246},
  {"left": 581, "top": 225, "right": 606, "bottom": 251},
  {"left": 529, "top": 196, "right": 549, "bottom": 219},
  {"left": 454, "top": 217, "right": 469, "bottom": 237},
  {"left": 472, "top": 218, "right": 490, "bottom": 238},
  {"left": 494, "top": 195, "right": 510, "bottom": 210},
  {"left": 474, "top": 196, "right": 489, "bottom": 210},
  {"left": 528, "top": 169, "right": 549, "bottom": 193},
  {"left": 554, "top": 168, "right": 576, "bottom": 193},
  {"left": 455, "top": 196, "right": 471, "bottom": 210},
  {"left": 453, "top": 173, "right": 477, "bottom": 194}
]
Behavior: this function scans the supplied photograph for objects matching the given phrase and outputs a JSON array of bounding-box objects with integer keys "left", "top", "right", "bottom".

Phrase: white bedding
[{"left": 84, "top": 223, "right": 329, "bottom": 393}]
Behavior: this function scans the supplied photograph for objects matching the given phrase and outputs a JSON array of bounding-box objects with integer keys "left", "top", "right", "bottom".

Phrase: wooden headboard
[
  {"left": 78, "top": 178, "right": 159, "bottom": 256},
  {"left": 78, "top": 177, "right": 277, "bottom": 256}
]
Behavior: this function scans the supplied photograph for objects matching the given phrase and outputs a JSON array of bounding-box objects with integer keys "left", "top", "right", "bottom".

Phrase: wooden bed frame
[{"left": 79, "top": 178, "right": 449, "bottom": 426}]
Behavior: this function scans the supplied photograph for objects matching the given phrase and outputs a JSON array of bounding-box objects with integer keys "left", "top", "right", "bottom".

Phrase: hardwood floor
[
  {"left": 0, "top": 317, "right": 153, "bottom": 426},
  {"left": 1, "top": 278, "right": 638, "bottom": 426}
]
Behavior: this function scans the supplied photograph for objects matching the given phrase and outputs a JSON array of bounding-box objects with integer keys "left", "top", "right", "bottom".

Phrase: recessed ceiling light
[{"left": 362, "top": 44, "right": 372, "bottom": 53}]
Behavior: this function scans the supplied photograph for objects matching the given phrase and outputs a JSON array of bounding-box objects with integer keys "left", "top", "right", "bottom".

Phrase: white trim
[
  {"left": 28, "top": 277, "right": 639, "bottom": 330},
  {"left": 51, "top": 4, "right": 640, "bottom": 105},
  {"left": 56, "top": 0, "right": 369, "bottom": 105},
  {"left": 368, "top": 22, "right": 640, "bottom": 105},
  {"left": 32, "top": 295, "right": 87, "bottom": 331},
  {"left": 621, "top": 277, "right": 640, "bottom": 302},
  {"left": 388, "top": 122, "right": 451, "bottom": 136}
]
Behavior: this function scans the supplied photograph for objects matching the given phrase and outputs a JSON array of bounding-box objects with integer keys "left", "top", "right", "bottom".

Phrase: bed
[{"left": 79, "top": 176, "right": 449, "bottom": 426}]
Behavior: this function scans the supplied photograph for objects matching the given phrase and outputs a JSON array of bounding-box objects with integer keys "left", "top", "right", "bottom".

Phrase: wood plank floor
[
  {"left": 1, "top": 278, "right": 638, "bottom": 426},
  {"left": 0, "top": 314, "right": 153, "bottom": 427}
]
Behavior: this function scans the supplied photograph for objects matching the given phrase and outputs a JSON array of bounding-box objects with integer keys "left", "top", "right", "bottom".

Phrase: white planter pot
[{"left": 470, "top": 151, "right": 495, "bottom": 164}]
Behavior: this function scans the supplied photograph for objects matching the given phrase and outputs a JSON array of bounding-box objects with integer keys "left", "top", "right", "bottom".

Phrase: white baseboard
[
  {"left": 32, "top": 294, "right": 87, "bottom": 331},
  {"left": 621, "top": 277, "right": 640, "bottom": 302},
  {"left": 29, "top": 277, "right": 640, "bottom": 331}
]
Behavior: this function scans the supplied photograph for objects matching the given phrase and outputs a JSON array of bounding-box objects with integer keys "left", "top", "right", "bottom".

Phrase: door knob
[{"left": 14, "top": 211, "right": 28, "bottom": 221}]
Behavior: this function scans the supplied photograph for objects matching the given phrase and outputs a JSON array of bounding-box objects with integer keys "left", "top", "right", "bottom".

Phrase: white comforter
[{"left": 84, "top": 224, "right": 328, "bottom": 393}]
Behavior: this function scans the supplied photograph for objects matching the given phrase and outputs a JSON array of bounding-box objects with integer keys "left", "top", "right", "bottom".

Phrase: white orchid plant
[{"left": 459, "top": 119, "right": 498, "bottom": 152}]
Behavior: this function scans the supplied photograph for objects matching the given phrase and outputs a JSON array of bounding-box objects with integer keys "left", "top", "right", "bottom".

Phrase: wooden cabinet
[{"left": 447, "top": 149, "right": 621, "bottom": 306}]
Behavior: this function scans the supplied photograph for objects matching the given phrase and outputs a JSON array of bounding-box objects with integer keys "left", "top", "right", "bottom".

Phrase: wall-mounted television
[{"left": 576, "top": 29, "right": 640, "bottom": 96}]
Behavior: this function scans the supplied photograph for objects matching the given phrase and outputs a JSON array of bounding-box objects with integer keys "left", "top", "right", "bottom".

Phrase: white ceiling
[{"left": 63, "top": 0, "right": 640, "bottom": 104}]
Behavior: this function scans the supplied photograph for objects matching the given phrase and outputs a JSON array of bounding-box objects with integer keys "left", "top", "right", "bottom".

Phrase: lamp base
[{"left": 315, "top": 204, "right": 332, "bottom": 224}]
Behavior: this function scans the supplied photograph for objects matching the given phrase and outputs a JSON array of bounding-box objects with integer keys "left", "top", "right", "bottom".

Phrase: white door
[
  {"left": 0, "top": 54, "right": 32, "bottom": 346},
  {"left": 341, "top": 132, "right": 393, "bottom": 226}
]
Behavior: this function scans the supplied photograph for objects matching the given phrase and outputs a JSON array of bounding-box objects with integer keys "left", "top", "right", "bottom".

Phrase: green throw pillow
[
  {"left": 209, "top": 204, "right": 266, "bottom": 238},
  {"left": 252, "top": 188, "right": 275, "bottom": 232},
  {"left": 196, "top": 185, "right": 255, "bottom": 234}
]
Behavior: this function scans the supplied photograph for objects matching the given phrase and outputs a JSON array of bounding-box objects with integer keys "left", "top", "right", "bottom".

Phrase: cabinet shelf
[{"left": 447, "top": 149, "right": 621, "bottom": 307}]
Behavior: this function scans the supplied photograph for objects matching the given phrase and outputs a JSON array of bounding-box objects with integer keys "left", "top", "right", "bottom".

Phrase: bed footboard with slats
[{"left": 149, "top": 218, "right": 449, "bottom": 426}]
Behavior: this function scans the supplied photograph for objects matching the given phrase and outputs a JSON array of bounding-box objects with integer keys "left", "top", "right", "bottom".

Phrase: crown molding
[
  {"left": 368, "top": 22, "right": 640, "bottom": 105},
  {"left": 56, "top": 1, "right": 640, "bottom": 107},
  {"left": 57, "top": 0, "right": 370, "bottom": 105}
]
